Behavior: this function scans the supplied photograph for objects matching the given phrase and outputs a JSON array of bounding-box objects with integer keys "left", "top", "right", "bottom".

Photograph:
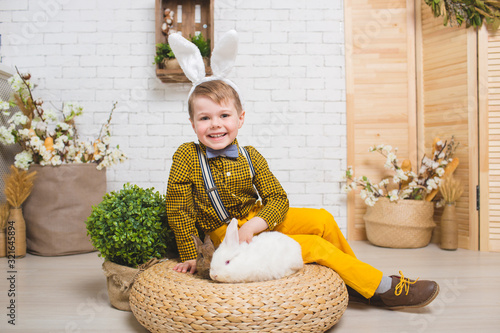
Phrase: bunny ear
[
  {"left": 191, "top": 234, "right": 203, "bottom": 251},
  {"left": 210, "top": 30, "right": 238, "bottom": 78},
  {"left": 222, "top": 218, "right": 239, "bottom": 249},
  {"left": 168, "top": 32, "right": 206, "bottom": 84}
]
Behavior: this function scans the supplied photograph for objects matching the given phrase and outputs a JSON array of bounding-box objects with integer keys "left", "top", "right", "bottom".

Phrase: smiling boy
[{"left": 165, "top": 79, "right": 440, "bottom": 309}]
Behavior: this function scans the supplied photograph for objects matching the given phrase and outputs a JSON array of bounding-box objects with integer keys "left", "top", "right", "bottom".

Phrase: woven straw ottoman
[{"left": 129, "top": 260, "right": 348, "bottom": 332}]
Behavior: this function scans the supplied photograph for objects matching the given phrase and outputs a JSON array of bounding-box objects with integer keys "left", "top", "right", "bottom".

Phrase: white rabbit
[{"left": 209, "top": 218, "right": 304, "bottom": 283}]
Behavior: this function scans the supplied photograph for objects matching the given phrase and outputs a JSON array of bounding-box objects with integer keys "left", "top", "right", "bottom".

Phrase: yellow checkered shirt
[{"left": 166, "top": 140, "right": 289, "bottom": 261}]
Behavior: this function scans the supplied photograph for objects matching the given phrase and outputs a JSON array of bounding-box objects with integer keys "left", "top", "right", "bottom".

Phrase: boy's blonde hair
[{"left": 188, "top": 80, "right": 243, "bottom": 119}]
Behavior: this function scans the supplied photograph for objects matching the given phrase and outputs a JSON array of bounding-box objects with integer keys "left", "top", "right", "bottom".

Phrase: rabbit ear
[
  {"left": 168, "top": 32, "right": 206, "bottom": 84},
  {"left": 222, "top": 218, "right": 239, "bottom": 249},
  {"left": 191, "top": 234, "right": 203, "bottom": 251},
  {"left": 210, "top": 30, "right": 238, "bottom": 78}
]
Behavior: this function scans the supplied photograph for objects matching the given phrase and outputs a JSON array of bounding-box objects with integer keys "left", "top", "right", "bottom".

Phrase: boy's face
[{"left": 190, "top": 96, "right": 245, "bottom": 150}]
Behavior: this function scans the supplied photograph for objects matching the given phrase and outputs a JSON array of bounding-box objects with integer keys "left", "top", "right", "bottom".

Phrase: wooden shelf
[{"left": 155, "top": 0, "right": 214, "bottom": 83}]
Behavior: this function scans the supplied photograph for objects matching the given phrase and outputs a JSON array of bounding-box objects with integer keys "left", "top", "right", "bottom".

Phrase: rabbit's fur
[
  {"left": 209, "top": 218, "right": 303, "bottom": 283},
  {"left": 191, "top": 234, "right": 215, "bottom": 279}
]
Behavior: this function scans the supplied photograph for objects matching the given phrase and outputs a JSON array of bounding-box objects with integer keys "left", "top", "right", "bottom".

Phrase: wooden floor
[{"left": 1, "top": 241, "right": 499, "bottom": 332}]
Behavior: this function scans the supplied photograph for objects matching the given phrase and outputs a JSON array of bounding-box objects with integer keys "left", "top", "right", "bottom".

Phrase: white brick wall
[{"left": 0, "top": 0, "right": 348, "bottom": 231}]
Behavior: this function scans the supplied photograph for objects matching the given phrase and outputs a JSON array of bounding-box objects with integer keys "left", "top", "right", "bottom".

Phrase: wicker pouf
[{"left": 129, "top": 260, "right": 348, "bottom": 332}]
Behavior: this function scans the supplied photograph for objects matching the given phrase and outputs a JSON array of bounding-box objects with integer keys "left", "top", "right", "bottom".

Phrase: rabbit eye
[{"left": 225, "top": 260, "right": 230, "bottom": 265}]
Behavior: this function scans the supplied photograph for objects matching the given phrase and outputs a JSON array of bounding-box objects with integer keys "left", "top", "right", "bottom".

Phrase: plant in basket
[
  {"left": 86, "top": 183, "right": 178, "bottom": 311},
  {"left": 0, "top": 69, "right": 127, "bottom": 257},
  {"left": 344, "top": 137, "right": 460, "bottom": 248}
]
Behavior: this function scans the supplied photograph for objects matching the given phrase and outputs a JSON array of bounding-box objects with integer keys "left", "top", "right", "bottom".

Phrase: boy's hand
[
  {"left": 238, "top": 217, "right": 268, "bottom": 244},
  {"left": 173, "top": 259, "right": 197, "bottom": 274}
]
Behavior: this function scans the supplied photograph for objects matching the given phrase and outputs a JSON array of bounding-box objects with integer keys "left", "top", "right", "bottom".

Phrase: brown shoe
[{"left": 348, "top": 272, "right": 440, "bottom": 310}]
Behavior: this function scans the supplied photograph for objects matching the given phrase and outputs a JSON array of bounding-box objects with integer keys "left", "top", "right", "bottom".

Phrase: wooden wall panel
[
  {"left": 483, "top": 26, "right": 500, "bottom": 251},
  {"left": 345, "top": 0, "right": 416, "bottom": 240},
  {"left": 418, "top": 3, "right": 478, "bottom": 250}
]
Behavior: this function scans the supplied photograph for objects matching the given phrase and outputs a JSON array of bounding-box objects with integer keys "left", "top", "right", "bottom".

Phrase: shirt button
[{"left": 226, "top": 172, "right": 231, "bottom": 177}]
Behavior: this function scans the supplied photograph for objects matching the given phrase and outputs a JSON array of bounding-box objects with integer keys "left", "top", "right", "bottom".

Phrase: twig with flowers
[
  {"left": 0, "top": 69, "right": 126, "bottom": 170},
  {"left": 344, "top": 137, "right": 459, "bottom": 206}
]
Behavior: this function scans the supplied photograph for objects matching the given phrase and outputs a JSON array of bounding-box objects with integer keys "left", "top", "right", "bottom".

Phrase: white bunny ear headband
[{"left": 168, "top": 30, "right": 240, "bottom": 100}]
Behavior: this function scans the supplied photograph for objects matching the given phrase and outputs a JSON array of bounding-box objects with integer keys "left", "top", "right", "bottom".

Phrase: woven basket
[
  {"left": 363, "top": 198, "right": 435, "bottom": 248},
  {"left": 129, "top": 260, "right": 348, "bottom": 332}
]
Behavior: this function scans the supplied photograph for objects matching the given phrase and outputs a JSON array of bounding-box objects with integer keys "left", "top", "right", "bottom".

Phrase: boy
[{"left": 165, "top": 79, "right": 439, "bottom": 309}]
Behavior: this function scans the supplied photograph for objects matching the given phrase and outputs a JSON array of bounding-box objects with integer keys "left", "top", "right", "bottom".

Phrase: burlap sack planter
[
  {"left": 363, "top": 198, "right": 436, "bottom": 248},
  {"left": 23, "top": 164, "right": 106, "bottom": 256},
  {"left": 102, "top": 261, "right": 139, "bottom": 311}
]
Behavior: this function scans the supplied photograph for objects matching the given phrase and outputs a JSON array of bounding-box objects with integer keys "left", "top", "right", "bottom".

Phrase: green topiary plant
[
  {"left": 86, "top": 183, "right": 177, "bottom": 268},
  {"left": 154, "top": 33, "right": 211, "bottom": 65}
]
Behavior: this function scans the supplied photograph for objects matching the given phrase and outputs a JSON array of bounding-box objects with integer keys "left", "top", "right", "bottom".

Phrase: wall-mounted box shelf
[{"left": 155, "top": 0, "right": 214, "bottom": 83}]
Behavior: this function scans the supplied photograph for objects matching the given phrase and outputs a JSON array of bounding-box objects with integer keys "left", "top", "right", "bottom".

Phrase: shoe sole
[{"left": 387, "top": 283, "right": 440, "bottom": 310}]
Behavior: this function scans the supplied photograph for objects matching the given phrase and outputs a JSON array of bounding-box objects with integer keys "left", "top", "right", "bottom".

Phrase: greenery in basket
[
  {"left": 344, "top": 137, "right": 459, "bottom": 206},
  {"left": 424, "top": 0, "right": 500, "bottom": 30},
  {"left": 154, "top": 33, "right": 211, "bottom": 65},
  {"left": 86, "top": 183, "right": 178, "bottom": 268},
  {"left": 0, "top": 69, "right": 126, "bottom": 170}
]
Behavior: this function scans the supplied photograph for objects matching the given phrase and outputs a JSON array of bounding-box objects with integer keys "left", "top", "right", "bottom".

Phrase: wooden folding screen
[
  {"left": 416, "top": 2, "right": 478, "bottom": 250},
  {"left": 345, "top": 0, "right": 417, "bottom": 240},
  {"left": 479, "top": 26, "right": 500, "bottom": 252},
  {"left": 345, "top": 0, "right": 479, "bottom": 250}
]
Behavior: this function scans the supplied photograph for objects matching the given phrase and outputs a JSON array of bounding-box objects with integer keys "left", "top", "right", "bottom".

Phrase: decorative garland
[{"left": 424, "top": 0, "right": 500, "bottom": 30}]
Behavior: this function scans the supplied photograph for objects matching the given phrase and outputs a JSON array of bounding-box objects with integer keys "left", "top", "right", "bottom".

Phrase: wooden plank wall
[
  {"left": 484, "top": 27, "right": 500, "bottom": 251},
  {"left": 345, "top": 0, "right": 416, "bottom": 240},
  {"left": 418, "top": 2, "right": 478, "bottom": 250}
]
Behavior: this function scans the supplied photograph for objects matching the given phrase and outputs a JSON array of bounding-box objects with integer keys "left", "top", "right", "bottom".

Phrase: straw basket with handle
[{"left": 363, "top": 198, "right": 436, "bottom": 248}]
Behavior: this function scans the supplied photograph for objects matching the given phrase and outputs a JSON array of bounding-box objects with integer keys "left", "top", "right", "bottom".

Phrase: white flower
[
  {"left": 365, "top": 197, "right": 378, "bottom": 206},
  {"left": 18, "top": 128, "right": 31, "bottom": 140},
  {"left": 14, "top": 151, "right": 33, "bottom": 170},
  {"left": 409, "top": 181, "right": 418, "bottom": 187},
  {"left": 360, "top": 190, "right": 367, "bottom": 199},
  {"left": 63, "top": 102, "right": 83, "bottom": 119},
  {"left": 29, "top": 136, "right": 43, "bottom": 150},
  {"left": 395, "top": 168, "right": 408, "bottom": 181},
  {"left": 43, "top": 109, "right": 59, "bottom": 122},
  {"left": 382, "top": 145, "right": 393, "bottom": 154},
  {"left": 54, "top": 137, "right": 66, "bottom": 152},
  {"left": 8, "top": 112, "right": 29, "bottom": 126},
  {"left": 0, "top": 101, "right": 10, "bottom": 112},
  {"left": 51, "top": 155, "right": 62, "bottom": 166},
  {"left": 426, "top": 178, "right": 438, "bottom": 191},
  {"left": 8, "top": 75, "right": 25, "bottom": 92},
  {"left": 0, "top": 125, "right": 15, "bottom": 144},
  {"left": 436, "top": 167, "right": 445, "bottom": 177},
  {"left": 389, "top": 189, "right": 399, "bottom": 201},
  {"left": 57, "top": 122, "right": 70, "bottom": 131}
]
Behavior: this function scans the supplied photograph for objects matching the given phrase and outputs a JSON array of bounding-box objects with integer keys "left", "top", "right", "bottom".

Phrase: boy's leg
[{"left": 273, "top": 207, "right": 382, "bottom": 298}]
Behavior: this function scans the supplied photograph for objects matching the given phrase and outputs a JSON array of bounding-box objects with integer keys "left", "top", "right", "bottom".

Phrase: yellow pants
[{"left": 209, "top": 206, "right": 383, "bottom": 298}]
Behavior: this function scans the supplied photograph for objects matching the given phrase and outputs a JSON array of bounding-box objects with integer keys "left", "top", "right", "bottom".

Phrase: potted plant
[
  {"left": 344, "top": 137, "right": 460, "bottom": 248},
  {"left": 154, "top": 33, "right": 211, "bottom": 69},
  {"left": 86, "top": 183, "right": 178, "bottom": 311},
  {"left": 0, "top": 70, "right": 127, "bottom": 256}
]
